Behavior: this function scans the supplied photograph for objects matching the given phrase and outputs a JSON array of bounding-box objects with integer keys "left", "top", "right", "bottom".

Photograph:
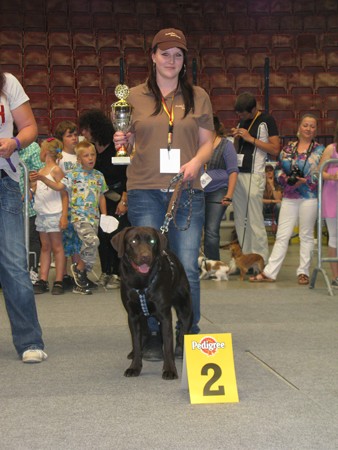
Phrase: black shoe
[
  {"left": 142, "top": 332, "right": 163, "bottom": 361},
  {"left": 33, "top": 279, "right": 49, "bottom": 294},
  {"left": 62, "top": 275, "right": 75, "bottom": 291},
  {"left": 71, "top": 263, "right": 88, "bottom": 288},
  {"left": 72, "top": 285, "right": 93, "bottom": 295},
  {"left": 51, "top": 281, "right": 64, "bottom": 295},
  {"left": 85, "top": 275, "right": 98, "bottom": 289}
]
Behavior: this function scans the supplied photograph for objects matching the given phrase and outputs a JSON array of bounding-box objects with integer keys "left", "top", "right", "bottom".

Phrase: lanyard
[{"left": 161, "top": 91, "right": 177, "bottom": 152}]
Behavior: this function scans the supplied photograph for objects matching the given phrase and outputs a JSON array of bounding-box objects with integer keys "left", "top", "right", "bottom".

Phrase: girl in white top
[{"left": 29, "top": 138, "right": 68, "bottom": 295}]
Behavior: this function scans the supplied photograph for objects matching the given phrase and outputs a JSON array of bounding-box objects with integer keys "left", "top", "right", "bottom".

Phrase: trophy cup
[{"left": 111, "top": 84, "right": 132, "bottom": 165}]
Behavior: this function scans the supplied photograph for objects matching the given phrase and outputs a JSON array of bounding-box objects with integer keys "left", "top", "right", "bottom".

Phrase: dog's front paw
[
  {"left": 124, "top": 367, "right": 142, "bottom": 377},
  {"left": 162, "top": 369, "right": 178, "bottom": 380}
]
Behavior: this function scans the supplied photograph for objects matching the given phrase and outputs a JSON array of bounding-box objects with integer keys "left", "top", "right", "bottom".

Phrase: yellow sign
[{"left": 181, "top": 333, "right": 239, "bottom": 404}]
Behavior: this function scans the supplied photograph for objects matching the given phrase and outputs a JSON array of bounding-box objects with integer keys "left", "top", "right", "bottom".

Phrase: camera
[{"left": 287, "top": 165, "right": 303, "bottom": 186}]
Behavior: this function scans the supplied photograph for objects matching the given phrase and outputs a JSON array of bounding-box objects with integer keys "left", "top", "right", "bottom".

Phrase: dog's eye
[{"left": 149, "top": 238, "right": 156, "bottom": 246}]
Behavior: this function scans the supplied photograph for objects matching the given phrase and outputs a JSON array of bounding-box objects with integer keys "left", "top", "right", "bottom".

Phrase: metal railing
[{"left": 310, "top": 158, "right": 338, "bottom": 296}]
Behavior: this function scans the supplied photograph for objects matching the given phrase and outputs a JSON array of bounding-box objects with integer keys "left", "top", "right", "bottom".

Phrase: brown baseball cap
[{"left": 151, "top": 28, "right": 187, "bottom": 51}]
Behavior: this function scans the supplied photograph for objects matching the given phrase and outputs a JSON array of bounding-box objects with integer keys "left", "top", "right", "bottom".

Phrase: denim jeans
[
  {"left": 204, "top": 188, "right": 228, "bottom": 260},
  {"left": 0, "top": 177, "right": 44, "bottom": 356},
  {"left": 127, "top": 189, "right": 205, "bottom": 333}
]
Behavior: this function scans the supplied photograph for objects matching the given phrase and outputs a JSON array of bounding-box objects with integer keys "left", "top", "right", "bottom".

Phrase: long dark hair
[
  {"left": 78, "top": 109, "right": 114, "bottom": 146},
  {"left": 147, "top": 46, "right": 194, "bottom": 118},
  {"left": 0, "top": 71, "right": 5, "bottom": 95}
]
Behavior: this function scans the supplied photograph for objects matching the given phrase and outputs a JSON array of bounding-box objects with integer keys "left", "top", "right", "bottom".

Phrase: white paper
[
  {"left": 160, "top": 148, "right": 180, "bottom": 173},
  {"left": 100, "top": 214, "right": 119, "bottom": 233},
  {"left": 200, "top": 172, "right": 212, "bottom": 188}
]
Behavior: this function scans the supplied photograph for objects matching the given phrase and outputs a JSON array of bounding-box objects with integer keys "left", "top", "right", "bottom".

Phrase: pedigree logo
[{"left": 191, "top": 336, "right": 225, "bottom": 356}]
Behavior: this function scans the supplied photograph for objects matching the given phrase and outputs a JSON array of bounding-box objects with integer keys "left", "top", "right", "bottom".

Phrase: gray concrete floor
[{"left": 0, "top": 241, "right": 337, "bottom": 450}]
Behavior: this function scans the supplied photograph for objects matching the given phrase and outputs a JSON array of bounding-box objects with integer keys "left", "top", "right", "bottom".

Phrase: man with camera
[{"left": 250, "top": 114, "right": 325, "bottom": 284}]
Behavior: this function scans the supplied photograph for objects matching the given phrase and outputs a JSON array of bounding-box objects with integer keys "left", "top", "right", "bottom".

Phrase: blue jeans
[
  {"left": 127, "top": 189, "right": 205, "bottom": 333},
  {"left": 204, "top": 188, "right": 228, "bottom": 260},
  {"left": 0, "top": 177, "right": 44, "bottom": 356}
]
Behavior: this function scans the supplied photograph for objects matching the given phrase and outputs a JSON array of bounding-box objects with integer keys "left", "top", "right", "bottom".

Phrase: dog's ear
[
  {"left": 111, "top": 227, "right": 133, "bottom": 257},
  {"left": 155, "top": 230, "right": 167, "bottom": 252}
]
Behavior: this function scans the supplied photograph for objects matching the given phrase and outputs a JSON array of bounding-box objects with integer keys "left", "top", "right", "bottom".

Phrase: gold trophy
[{"left": 111, "top": 83, "right": 132, "bottom": 165}]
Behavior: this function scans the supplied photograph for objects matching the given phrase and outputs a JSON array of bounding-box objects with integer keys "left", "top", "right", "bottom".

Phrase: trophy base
[{"left": 111, "top": 156, "right": 131, "bottom": 165}]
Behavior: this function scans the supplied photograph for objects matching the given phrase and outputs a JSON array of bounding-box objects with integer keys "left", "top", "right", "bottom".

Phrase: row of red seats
[
  {"left": 2, "top": 29, "right": 338, "bottom": 54},
  {"left": 1, "top": 0, "right": 337, "bottom": 16},
  {"left": 1, "top": 10, "right": 338, "bottom": 34}
]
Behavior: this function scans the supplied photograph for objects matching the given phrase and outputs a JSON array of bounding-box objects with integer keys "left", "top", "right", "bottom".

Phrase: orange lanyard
[{"left": 161, "top": 92, "right": 176, "bottom": 152}]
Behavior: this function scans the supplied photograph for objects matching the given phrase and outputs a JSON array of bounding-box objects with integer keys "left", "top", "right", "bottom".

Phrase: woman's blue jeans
[
  {"left": 204, "top": 187, "right": 228, "bottom": 261},
  {"left": 0, "top": 177, "right": 44, "bottom": 356},
  {"left": 127, "top": 189, "right": 205, "bottom": 334}
]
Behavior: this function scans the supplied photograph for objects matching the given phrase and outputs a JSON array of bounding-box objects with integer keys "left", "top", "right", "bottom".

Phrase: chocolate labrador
[{"left": 111, "top": 226, "right": 193, "bottom": 380}]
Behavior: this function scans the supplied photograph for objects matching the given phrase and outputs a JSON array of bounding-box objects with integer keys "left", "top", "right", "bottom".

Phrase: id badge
[
  {"left": 160, "top": 148, "right": 180, "bottom": 173},
  {"left": 237, "top": 154, "right": 244, "bottom": 167},
  {"left": 200, "top": 172, "right": 212, "bottom": 188}
]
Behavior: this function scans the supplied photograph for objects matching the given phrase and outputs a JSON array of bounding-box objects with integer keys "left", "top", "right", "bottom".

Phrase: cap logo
[{"left": 164, "top": 32, "right": 181, "bottom": 40}]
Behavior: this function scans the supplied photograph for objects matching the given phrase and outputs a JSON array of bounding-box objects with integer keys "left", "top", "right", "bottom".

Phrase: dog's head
[
  {"left": 220, "top": 240, "right": 241, "bottom": 258},
  {"left": 111, "top": 227, "right": 167, "bottom": 275}
]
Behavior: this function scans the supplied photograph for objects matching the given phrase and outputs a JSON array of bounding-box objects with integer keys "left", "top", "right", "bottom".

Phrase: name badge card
[
  {"left": 182, "top": 333, "right": 239, "bottom": 404},
  {"left": 160, "top": 148, "right": 180, "bottom": 173},
  {"left": 237, "top": 154, "right": 244, "bottom": 167}
]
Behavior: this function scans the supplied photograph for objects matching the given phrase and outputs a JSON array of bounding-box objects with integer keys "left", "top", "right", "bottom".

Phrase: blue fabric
[
  {"left": 127, "top": 188, "right": 205, "bottom": 333},
  {"left": 204, "top": 187, "right": 228, "bottom": 260},
  {"left": 0, "top": 177, "right": 44, "bottom": 355}
]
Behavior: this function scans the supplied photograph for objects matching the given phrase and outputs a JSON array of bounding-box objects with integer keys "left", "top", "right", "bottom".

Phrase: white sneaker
[
  {"left": 29, "top": 269, "right": 39, "bottom": 285},
  {"left": 22, "top": 349, "right": 48, "bottom": 363},
  {"left": 106, "top": 274, "right": 120, "bottom": 289},
  {"left": 97, "top": 272, "right": 110, "bottom": 287}
]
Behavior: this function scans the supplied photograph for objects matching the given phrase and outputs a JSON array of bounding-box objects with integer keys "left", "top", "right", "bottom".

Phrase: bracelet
[
  {"left": 11, "top": 137, "right": 21, "bottom": 150},
  {"left": 121, "top": 200, "right": 128, "bottom": 206},
  {"left": 224, "top": 197, "right": 232, "bottom": 202}
]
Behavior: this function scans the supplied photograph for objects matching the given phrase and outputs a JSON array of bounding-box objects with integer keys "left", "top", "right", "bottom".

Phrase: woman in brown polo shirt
[{"left": 114, "top": 28, "right": 214, "bottom": 359}]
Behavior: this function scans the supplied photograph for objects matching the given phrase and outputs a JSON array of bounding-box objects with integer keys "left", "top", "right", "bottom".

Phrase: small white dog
[{"left": 198, "top": 255, "right": 230, "bottom": 281}]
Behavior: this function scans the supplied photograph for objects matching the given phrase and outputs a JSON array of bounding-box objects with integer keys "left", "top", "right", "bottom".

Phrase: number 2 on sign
[
  {"left": 183, "top": 333, "right": 239, "bottom": 404},
  {"left": 202, "top": 363, "right": 225, "bottom": 396}
]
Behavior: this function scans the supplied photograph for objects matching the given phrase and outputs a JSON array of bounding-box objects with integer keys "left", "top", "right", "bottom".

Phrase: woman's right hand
[{"left": 113, "top": 131, "right": 132, "bottom": 150}]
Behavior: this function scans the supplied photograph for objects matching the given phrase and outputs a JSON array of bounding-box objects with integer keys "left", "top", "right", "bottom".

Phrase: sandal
[
  {"left": 52, "top": 281, "right": 64, "bottom": 295},
  {"left": 298, "top": 274, "right": 309, "bottom": 285},
  {"left": 249, "top": 273, "right": 275, "bottom": 283}
]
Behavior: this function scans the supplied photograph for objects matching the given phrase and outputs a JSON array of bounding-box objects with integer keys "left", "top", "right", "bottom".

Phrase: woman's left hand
[
  {"left": 180, "top": 158, "right": 201, "bottom": 182},
  {"left": 0, "top": 138, "right": 17, "bottom": 158},
  {"left": 294, "top": 177, "right": 307, "bottom": 186},
  {"left": 116, "top": 201, "right": 128, "bottom": 216}
]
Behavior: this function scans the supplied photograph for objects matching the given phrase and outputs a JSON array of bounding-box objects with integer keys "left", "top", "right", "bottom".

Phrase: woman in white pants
[{"left": 250, "top": 114, "right": 325, "bottom": 285}]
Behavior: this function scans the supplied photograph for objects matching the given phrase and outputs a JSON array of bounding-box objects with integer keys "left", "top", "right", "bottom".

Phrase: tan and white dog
[{"left": 198, "top": 255, "right": 230, "bottom": 281}]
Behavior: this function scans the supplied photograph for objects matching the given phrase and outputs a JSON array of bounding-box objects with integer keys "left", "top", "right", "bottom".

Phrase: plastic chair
[
  {"left": 250, "top": 52, "right": 275, "bottom": 73},
  {"left": 226, "top": 52, "right": 249, "bottom": 75},
  {"left": 75, "top": 66, "right": 101, "bottom": 90},
  {"left": 0, "top": 30, "right": 22, "bottom": 47},
  {"left": 23, "top": 13, "right": 46, "bottom": 31},
  {"left": 200, "top": 50, "right": 226, "bottom": 74},
  {"left": 235, "top": 72, "right": 263, "bottom": 95},
  {"left": 232, "top": 15, "right": 256, "bottom": 34},
  {"left": 326, "top": 51, "right": 338, "bottom": 72},
  {"left": 0, "top": 47, "right": 23, "bottom": 68},
  {"left": 209, "top": 71, "right": 235, "bottom": 95},
  {"left": 23, "top": 45, "right": 49, "bottom": 69},
  {"left": 271, "top": 34, "right": 295, "bottom": 53},
  {"left": 70, "top": 13, "right": 93, "bottom": 31},
  {"left": 269, "top": 95, "right": 294, "bottom": 112},
  {"left": 90, "top": 0, "right": 113, "bottom": 13},
  {"left": 315, "top": 72, "right": 338, "bottom": 95},
  {"left": 279, "top": 15, "right": 303, "bottom": 33},
  {"left": 50, "top": 66, "right": 75, "bottom": 92},
  {"left": 296, "top": 34, "right": 318, "bottom": 53},
  {"left": 23, "top": 32, "right": 48, "bottom": 49},
  {"left": 222, "top": 34, "right": 246, "bottom": 53},
  {"left": 74, "top": 48, "right": 99, "bottom": 70},
  {"left": 25, "top": 86, "right": 50, "bottom": 110},
  {"left": 301, "top": 51, "right": 326, "bottom": 74},
  {"left": 270, "top": 0, "right": 293, "bottom": 15},
  {"left": 72, "top": 32, "right": 96, "bottom": 51},
  {"left": 266, "top": 72, "right": 288, "bottom": 94},
  {"left": 23, "top": 66, "right": 49, "bottom": 90},
  {"left": 101, "top": 66, "right": 121, "bottom": 90},
  {"left": 210, "top": 94, "right": 237, "bottom": 114},
  {"left": 127, "top": 67, "right": 148, "bottom": 88},
  {"left": 51, "top": 90, "right": 77, "bottom": 110},
  {"left": 225, "top": 0, "right": 248, "bottom": 15},
  {"left": 121, "top": 33, "right": 145, "bottom": 51},
  {"left": 49, "top": 47, "right": 74, "bottom": 68},
  {"left": 275, "top": 51, "right": 301, "bottom": 73},
  {"left": 323, "top": 94, "right": 338, "bottom": 117},
  {"left": 99, "top": 48, "right": 122, "bottom": 68},
  {"left": 93, "top": 13, "right": 116, "bottom": 32},
  {"left": 96, "top": 31, "right": 120, "bottom": 52},
  {"left": 288, "top": 71, "right": 314, "bottom": 94},
  {"left": 48, "top": 31, "right": 72, "bottom": 49}
]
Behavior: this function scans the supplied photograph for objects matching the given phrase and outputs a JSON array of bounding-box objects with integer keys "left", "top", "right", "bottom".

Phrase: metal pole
[
  {"left": 310, "top": 158, "right": 338, "bottom": 295},
  {"left": 19, "top": 161, "right": 30, "bottom": 268}
]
